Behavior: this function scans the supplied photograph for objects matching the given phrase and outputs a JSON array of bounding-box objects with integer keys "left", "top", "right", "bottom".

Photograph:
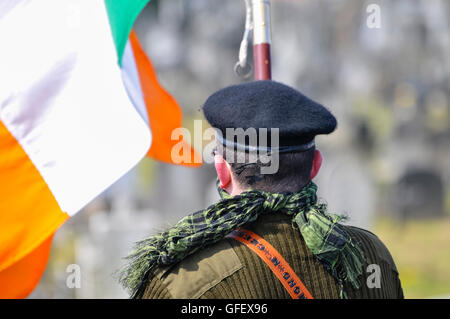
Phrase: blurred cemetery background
[{"left": 29, "top": 0, "right": 450, "bottom": 298}]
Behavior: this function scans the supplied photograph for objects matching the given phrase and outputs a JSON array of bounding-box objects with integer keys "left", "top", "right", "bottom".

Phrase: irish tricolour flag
[{"left": 0, "top": 0, "right": 199, "bottom": 298}]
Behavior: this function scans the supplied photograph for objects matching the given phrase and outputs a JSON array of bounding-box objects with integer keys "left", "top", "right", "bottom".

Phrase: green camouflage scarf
[{"left": 119, "top": 181, "right": 365, "bottom": 299}]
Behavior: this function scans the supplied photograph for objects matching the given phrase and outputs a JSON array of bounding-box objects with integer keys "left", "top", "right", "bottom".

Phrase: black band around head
[{"left": 215, "top": 133, "right": 315, "bottom": 154}]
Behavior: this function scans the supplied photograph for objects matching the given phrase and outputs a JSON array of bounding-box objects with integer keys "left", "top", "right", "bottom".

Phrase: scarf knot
[{"left": 261, "top": 193, "right": 289, "bottom": 212}]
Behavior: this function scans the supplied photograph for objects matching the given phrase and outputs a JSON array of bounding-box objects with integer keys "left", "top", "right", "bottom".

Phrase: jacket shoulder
[
  {"left": 142, "top": 239, "right": 243, "bottom": 299},
  {"left": 343, "top": 225, "right": 404, "bottom": 299},
  {"left": 345, "top": 225, "right": 398, "bottom": 272}
]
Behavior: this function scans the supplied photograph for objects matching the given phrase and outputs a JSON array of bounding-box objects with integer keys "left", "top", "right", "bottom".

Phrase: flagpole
[{"left": 252, "top": 0, "right": 271, "bottom": 80}]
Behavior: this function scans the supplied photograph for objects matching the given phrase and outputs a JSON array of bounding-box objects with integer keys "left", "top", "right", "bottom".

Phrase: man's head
[
  {"left": 202, "top": 80, "right": 336, "bottom": 195},
  {"left": 213, "top": 145, "right": 323, "bottom": 195}
]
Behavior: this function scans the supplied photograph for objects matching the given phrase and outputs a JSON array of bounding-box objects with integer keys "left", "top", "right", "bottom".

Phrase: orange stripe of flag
[
  {"left": 0, "top": 233, "right": 54, "bottom": 298},
  {"left": 0, "top": 120, "right": 69, "bottom": 297},
  {"left": 128, "top": 30, "right": 201, "bottom": 166}
]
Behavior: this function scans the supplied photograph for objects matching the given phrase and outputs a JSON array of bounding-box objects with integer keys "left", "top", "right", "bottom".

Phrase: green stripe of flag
[{"left": 104, "top": 0, "right": 150, "bottom": 66}]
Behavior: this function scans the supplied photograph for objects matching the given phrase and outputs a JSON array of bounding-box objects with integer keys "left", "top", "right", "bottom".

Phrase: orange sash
[{"left": 227, "top": 228, "right": 314, "bottom": 299}]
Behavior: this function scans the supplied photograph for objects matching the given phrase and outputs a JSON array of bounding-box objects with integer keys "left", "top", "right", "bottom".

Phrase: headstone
[{"left": 394, "top": 169, "right": 444, "bottom": 220}]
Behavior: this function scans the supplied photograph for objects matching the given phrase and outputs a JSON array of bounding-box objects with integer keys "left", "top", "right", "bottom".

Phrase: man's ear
[
  {"left": 214, "top": 154, "right": 231, "bottom": 188},
  {"left": 310, "top": 149, "right": 323, "bottom": 180}
]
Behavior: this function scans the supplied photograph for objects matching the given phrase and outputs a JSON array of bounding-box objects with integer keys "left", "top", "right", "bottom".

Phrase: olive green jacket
[{"left": 142, "top": 213, "right": 404, "bottom": 299}]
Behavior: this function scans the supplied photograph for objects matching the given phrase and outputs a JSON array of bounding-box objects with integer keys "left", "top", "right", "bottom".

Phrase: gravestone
[{"left": 394, "top": 169, "right": 444, "bottom": 220}]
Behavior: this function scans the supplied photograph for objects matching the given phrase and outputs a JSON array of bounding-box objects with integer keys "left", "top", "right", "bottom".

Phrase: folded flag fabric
[{"left": 0, "top": 0, "right": 199, "bottom": 298}]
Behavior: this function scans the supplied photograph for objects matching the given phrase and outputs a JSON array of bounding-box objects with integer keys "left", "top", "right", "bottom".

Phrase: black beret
[{"left": 202, "top": 80, "right": 337, "bottom": 152}]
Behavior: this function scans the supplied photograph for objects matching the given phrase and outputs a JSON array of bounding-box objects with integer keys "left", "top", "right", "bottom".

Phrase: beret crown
[{"left": 203, "top": 80, "right": 337, "bottom": 147}]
